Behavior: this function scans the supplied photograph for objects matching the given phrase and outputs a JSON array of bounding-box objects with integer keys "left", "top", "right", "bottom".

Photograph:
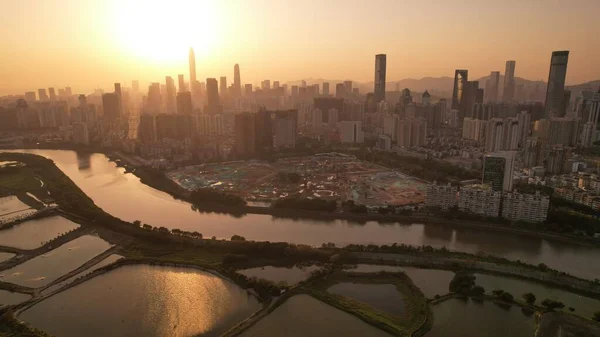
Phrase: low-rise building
[
  {"left": 502, "top": 191, "right": 550, "bottom": 223},
  {"left": 425, "top": 183, "right": 457, "bottom": 210},
  {"left": 458, "top": 184, "right": 501, "bottom": 217}
]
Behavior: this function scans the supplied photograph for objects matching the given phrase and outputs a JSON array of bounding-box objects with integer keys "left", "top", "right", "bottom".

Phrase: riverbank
[
  {"left": 108, "top": 151, "right": 600, "bottom": 248},
  {"left": 5, "top": 146, "right": 600, "bottom": 248},
  {"left": 4, "top": 149, "right": 600, "bottom": 336}
]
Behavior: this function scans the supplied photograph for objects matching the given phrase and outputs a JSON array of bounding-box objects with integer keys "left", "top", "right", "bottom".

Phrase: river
[{"left": 5, "top": 149, "right": 600, "bottom": 280}]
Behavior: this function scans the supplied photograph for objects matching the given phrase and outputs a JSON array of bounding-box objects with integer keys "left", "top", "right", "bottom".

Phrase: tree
[
  {"left": 470, "top": 285, "right": 485, "bottom": 297},
  {"left": 231, "top": 234, "right": 246, "bottom": 241},
  {"left": 449, "top": 272, "right": 476, "bottom": 294},
  {"left": 522, "top": 292, "right": 536, "bottom": 305},
  {"left": 500, "top": 292, "right": 514, "bottom": 302},
  {"left": 133, "top": 220, "right": 141, "bottom": 227},
  {"left": 538, "top": 263, "right": 549, "bottom": 272},
  {"left": 142, "top": 224, "right": 152, "bottom": 230},
  {"left": 541, "top": 299, "right": 565, "bottom": 311},
  {"left": 492, "top": 289, "right": 505, "bottom": 297},
  {"left": 592, "top": 312, "right": 600, "bottom": 321}
]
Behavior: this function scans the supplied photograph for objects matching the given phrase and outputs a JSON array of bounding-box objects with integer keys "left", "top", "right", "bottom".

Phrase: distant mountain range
[{"left": 287, "top": 77, "right": 600, "bottom": 100}]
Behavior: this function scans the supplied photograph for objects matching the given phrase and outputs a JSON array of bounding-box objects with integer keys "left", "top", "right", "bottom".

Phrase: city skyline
[{"left": 1, "top": 0, "right": 600, "bottom": 95}]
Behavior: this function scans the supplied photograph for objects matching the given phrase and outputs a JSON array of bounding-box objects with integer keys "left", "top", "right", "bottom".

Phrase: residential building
[
  {"left": 339, "top": 121, "right": 364, "bottom": 143},
  {"left": 483, "top": 151, "right": 516, "bottom": 192},
  {"left": 426, "top": 184, "right": 458, "bottom": 210},
  {"left": 502, "top": 191, "right": 550, "bottom": 223},
  {"left": 458, "top": 184, "right": 501, "bottom": 217}
]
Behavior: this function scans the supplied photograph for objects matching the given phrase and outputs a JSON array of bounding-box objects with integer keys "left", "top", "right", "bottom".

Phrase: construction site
[{"left": 167, "top": 153, "right": 428, "bottom": 207}]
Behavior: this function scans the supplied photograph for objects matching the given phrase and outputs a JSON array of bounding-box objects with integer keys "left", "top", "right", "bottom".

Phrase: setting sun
[{"left": 113, "top": 0, "right": 219, "bottom": 63}]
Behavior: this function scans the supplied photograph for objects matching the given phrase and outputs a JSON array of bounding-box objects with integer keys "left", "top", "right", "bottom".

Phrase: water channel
[{"left": 5, "top": 149, "right": 600, "bottom": 280}]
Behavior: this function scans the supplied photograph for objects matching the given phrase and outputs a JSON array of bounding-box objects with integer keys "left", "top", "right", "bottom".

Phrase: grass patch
[
  {"left": 121, "top": 241, "right": 224, "bottom": 267},
  {"left": 0, "top": 169, "right": 42, "bottom": 195},
  {"left": 304, "top": 271, "right": 432, "bottom": 337}
]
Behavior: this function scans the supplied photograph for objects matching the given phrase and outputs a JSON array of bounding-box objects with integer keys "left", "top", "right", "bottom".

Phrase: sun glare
[{"left": 114, "top": 0, "right": 218, "bottom": 63}]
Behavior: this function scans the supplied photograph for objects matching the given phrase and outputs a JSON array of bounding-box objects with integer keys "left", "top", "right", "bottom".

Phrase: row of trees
[
  {"left": 448, "top": 271, "right": 600, "bottom": 320},
  {"left": 189, "top": 188, "right": 246, "bottom": 207},
  {"left": 273, "top": 197, "right": 337, "bottom": 212}
]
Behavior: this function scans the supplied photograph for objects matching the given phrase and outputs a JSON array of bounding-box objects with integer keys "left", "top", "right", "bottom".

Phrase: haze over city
[
  {"left": 2, "top": 0, "right": 600, "bottom": 95},
  {"left": 2, "top": 1, "right": 600, "bottom": 337}
]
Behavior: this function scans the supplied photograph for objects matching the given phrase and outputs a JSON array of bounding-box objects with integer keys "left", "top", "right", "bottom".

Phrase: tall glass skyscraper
[
  {"left": 189, "top": 48, "right": 197, "bottom": 83},
  {"left": 502, "top": 60, "right": 516, "bottom": 102},
  {"left": 374, "top": 54, "right": 386, "bottom": 104},
  {"left": 451, "top": 69, "right": 468, "bottom": 113},
  {"left": 233, "top": 64, "right": 241, "bottom": 97},
  {"left": 544, "top": 51, "right": 569, "bottom": 117}
]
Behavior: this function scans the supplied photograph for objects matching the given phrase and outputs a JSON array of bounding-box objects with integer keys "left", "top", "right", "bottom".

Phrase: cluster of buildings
[{"left": 426, "top": 151, "right": 550, "bottom": 223}]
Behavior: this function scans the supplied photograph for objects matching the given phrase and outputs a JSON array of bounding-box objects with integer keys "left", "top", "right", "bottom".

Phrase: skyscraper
[
  {"left": 322, "top": 83, "right": 330, "bottom": 96},
  {"left": 206, "top": 78, "right": 220, "bottom": 114},
  {"left": 451, "top": 69, "right": 468, "bottom": 121},
  {"left": 502, "top": 61, "right": 516, "bottom": 102},
  {"left": 344, "top": 81, "right": 353, "bottom": 94},
  {"left": 176, "top": 92, "right": 193, "bottom": 115},
  {"left": 165, "top": 77, "right": 176, "bottom": 114},
  {"left": 178, "top": 74, "right": 185, "bottom": 93},
  {"left": 544, "top": 51, "right": 569, "bottom": 118},
  {"left": 38, "top": 89, "right": 48, "bottom": 101},
  {"left": 374, "top": 54, "right": 386, "bottom": 103},
  {"left": 219, "top": 77, "right": 227, "bottom": 97},
  {"left": 233, "top": 64, "right": 241, "bottom": 97},
  {"left": 234, "top": 112, "right": 256, "bottom": 157},
  {"left": 102, "top": 93, "right": 120, "bottom": 122},
  {"left": 189, "top": 48, "right": 197, "bottom": 83},
  {"left": 114, "top": 83, "right": 122, "bottom": 116},
  {"left": 48, "top": 88, "right": 57, "bottom": 101},
  {"left": 487, "top": 71, "right": 500, "bottom": 103},
  {"left": 483, "top": 152, "right": 515, "bottom": 192},
  {"left": 335, "top": 83, "right": 345, "bottom": 99}
]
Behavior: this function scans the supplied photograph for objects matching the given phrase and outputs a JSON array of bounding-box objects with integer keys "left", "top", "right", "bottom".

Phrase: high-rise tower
[
  {"left": 189, "top": 48, "right": 197, "bottom": 83},
  {"left": 502, "top": 61, "right": 516, "bottom": 102},
  {"left": 374, "top": 54, "right": 386, "bottom": 104},
  {"left": 233, "top": 64, "right": 241, "bottom": 97},
  {"left": 544, "top": 51, "right": 569, "bottom": 118}
]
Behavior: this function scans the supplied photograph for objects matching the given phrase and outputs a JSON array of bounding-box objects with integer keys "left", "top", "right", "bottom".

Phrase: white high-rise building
[
  {"left": 462, "top": 118, "right": 485, "bottom": 142},
  {"left": 340, "top": 121, "right": 364, "bottom": 143},
  {"left": 273, "top": 117, "right": 297, "bottom": 148},
  {"left": 328, "top": 108, "right": 339, "bottom": 128},
  {"left": 312, "top": 109, "right": 323, "bottom": 130},
  {"left": 485, "top": 118, "right": 504, "bottom": 152},
  {"left": 383, "top": 114, "right": 397, "bottom": 141},
  {"left": 503, "top": 117, "right": 520, "bottom": 150},
  {"left": 73, "top": 122, "right": 89, "bottom": 145},
  {"left": 517, "top": 111, "right": 531, "bottom": 148}
]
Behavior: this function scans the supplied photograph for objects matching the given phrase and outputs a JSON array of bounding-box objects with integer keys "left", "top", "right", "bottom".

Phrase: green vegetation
[
  {"left": 189, "top": 188, "right": 246, "bottom": 207},
  {"left": 0, "top": 311, "right": 50, "bottom": 337},
  {"left": 522, "top": 292, "right": 536, "bottom": 305},
  {"left": 492, "top": 290, "right": 514, "bottom": 303},
  {"left": 541, "top": 299, "right": 566, "bottom": 312},
  {"left": 448, "top": 271, "right": 476, "bottom": 295},
  {"left": 594, "top": 311, "right": 600, "bottom": 321},
  {"left": 273, "top": 197, "right": 337, "bottom": 212},
  {"left": 341, "top": 200, "right": 368, "bottom": 213},
  {"left": 304, "top": 271, "right": 431, "bottom": 337}
]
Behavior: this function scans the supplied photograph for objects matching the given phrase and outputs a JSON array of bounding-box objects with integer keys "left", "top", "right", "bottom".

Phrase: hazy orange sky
[{"left": 1, "top": 0, "right": 599, "bottom": 95}]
